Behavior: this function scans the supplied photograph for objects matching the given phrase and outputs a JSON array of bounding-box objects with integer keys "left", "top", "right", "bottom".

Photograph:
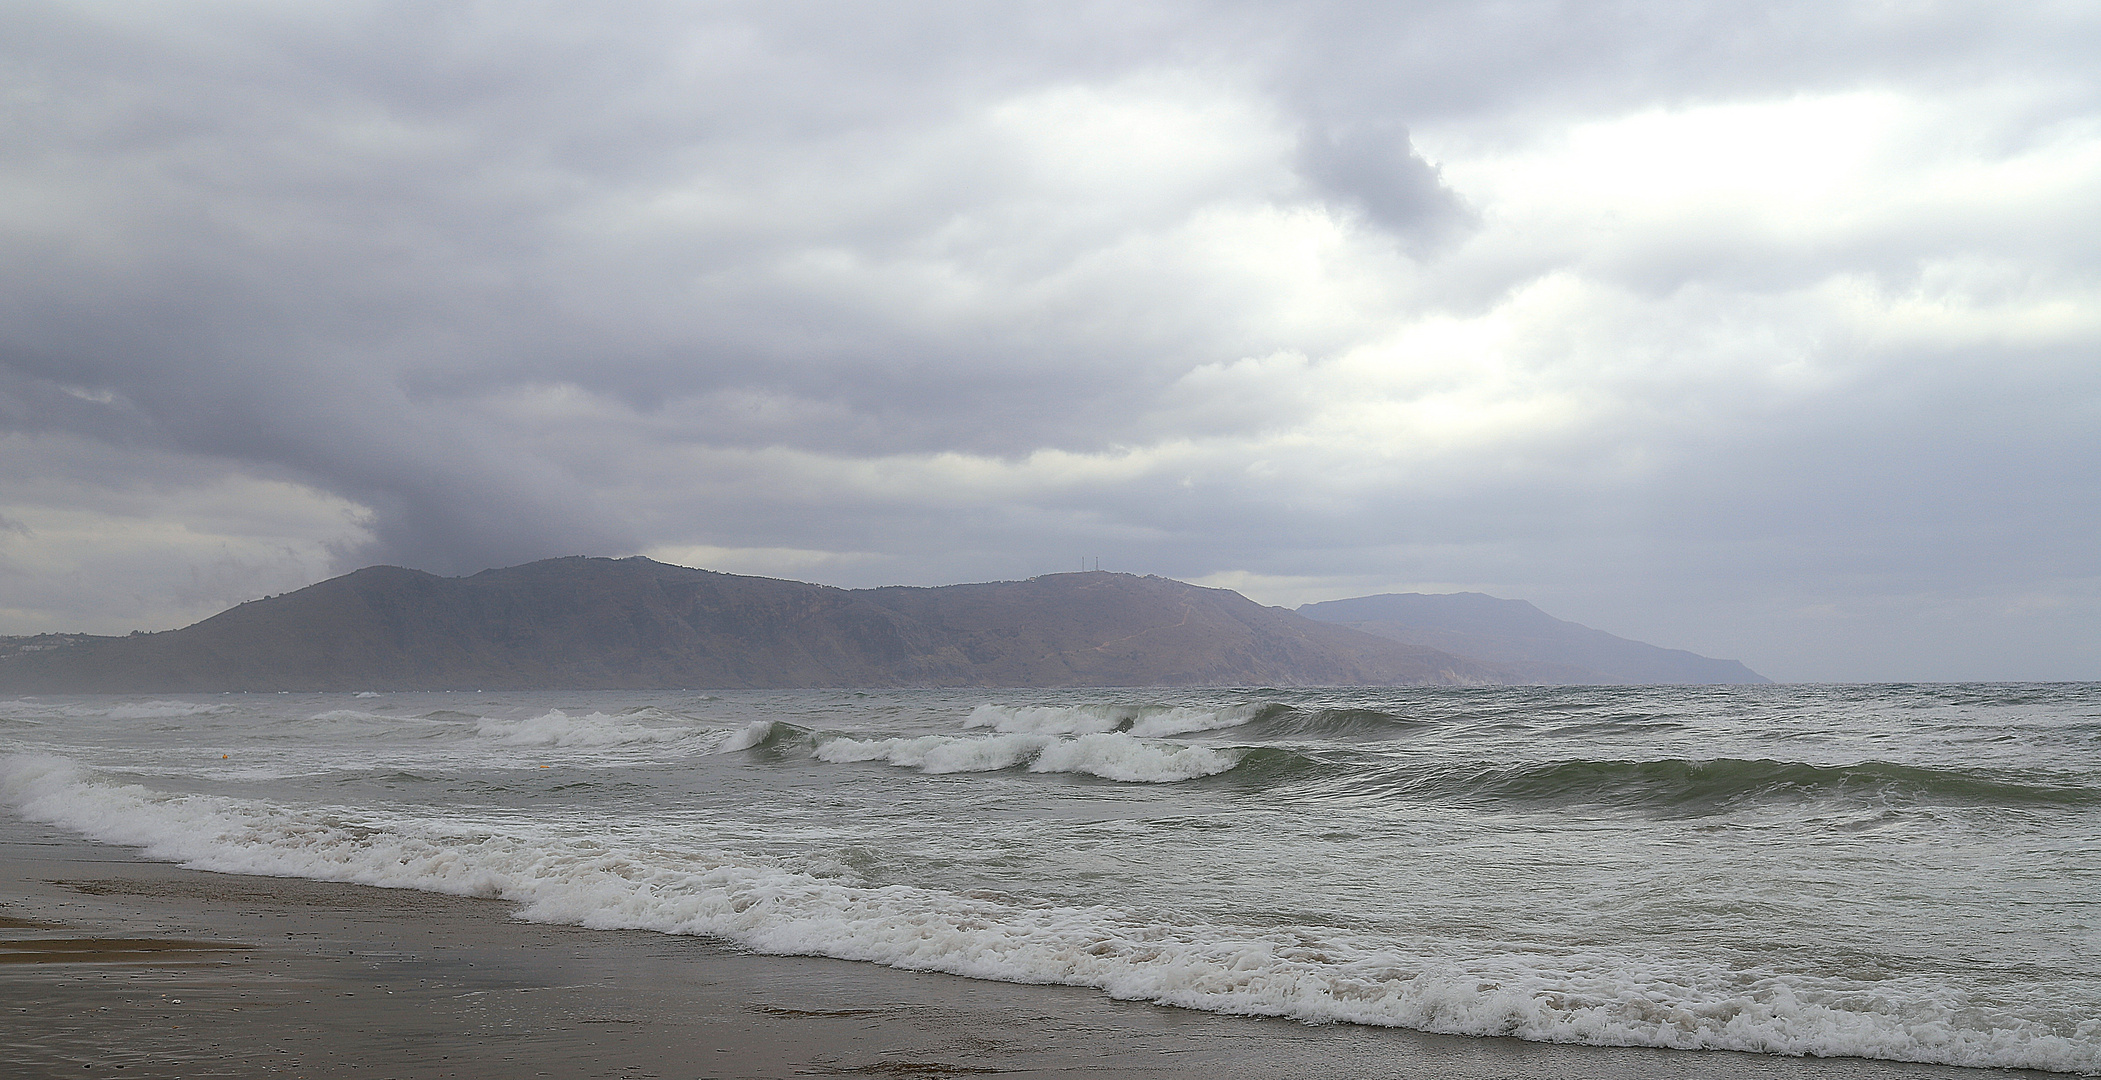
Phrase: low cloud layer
[{"left": 3, "top": 1, "right": 2098, "bottom": 681}]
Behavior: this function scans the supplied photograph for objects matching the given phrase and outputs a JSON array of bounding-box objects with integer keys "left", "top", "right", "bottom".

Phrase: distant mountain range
[
  {"left": 1297, "top": 592, "right": 1766, "bottom": 685},
  {"left": 0, "top": 557, "right": 1765, "bottom": 692}
]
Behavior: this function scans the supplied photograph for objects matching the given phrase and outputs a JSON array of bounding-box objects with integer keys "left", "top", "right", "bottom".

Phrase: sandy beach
[{"left": 1, "top": 814, "right": 2062, "bottom": 1080}]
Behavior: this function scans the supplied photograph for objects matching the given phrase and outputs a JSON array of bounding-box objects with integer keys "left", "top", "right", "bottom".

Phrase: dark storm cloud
[
  {"left": 5, "top": 0, "right": 1317, "bottom": 576},
  {"left": 3, "top": 1, "right": 2099, "bottom": 678}
]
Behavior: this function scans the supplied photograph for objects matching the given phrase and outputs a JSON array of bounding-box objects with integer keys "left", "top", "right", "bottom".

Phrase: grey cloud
[
  {"left": 1296, "top": 121, "right": 1473, "bottom": 249},
  {"left": 1258, "top": 1, "right": 2101, "bottom": 124},
  {"left": 739, "top": 281, "right": 2101, "bottom": 680},
  {"left": 3, "top": 1, "right": 2098, "bottom": 678}
]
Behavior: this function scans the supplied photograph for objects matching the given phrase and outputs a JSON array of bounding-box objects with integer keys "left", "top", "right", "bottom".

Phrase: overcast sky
[{"left": 3, "top": 1, "right": 2097, "bottom": 682}]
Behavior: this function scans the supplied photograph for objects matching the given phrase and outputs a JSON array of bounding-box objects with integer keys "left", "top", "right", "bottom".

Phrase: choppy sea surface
[{"left": 3, "top": 684, "right": 2097, "bottom": 1072}]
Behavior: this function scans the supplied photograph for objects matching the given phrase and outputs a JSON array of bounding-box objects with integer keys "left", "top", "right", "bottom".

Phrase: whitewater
[{"left": 2, "top": 684, "right": 2096, "bottom": 1073}]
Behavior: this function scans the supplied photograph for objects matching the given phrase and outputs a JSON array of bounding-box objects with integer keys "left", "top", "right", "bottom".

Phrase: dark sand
[{"left": 0, "top": 816, "right": 2060, "bottom": 1080}]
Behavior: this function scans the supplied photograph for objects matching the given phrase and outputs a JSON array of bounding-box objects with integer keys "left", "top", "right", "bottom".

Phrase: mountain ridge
[
  {"left": 0, "top": 557, "right": 1505, "bottom": 692},
  {"left": 1297, "top": 591, "right": 1767, "bottom": 685}
]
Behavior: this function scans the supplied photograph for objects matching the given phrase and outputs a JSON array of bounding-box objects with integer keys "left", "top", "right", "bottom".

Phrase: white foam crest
[
  {"left": 816, "top": 732, "right": 1242, "bottom": 783},
  {"left": 1130, "top": 706, "right": 1264, "bottom": 738},
  {"left": 965, "top": 704, "right": 1131, "bottom": 735},
  {"left": 717, "top": 720, "right": 777, "bottom": 753},
  {"left": 475, "top": 710, "right": 694, "bottom": 748},
  {"left": 1029, "top": 733, "right": 1243, "bottom": 782},
  {"left": 965, "top": 703, "right": 1256, "bottom": 738},
  {"left": 815, "top": 733, "right": 1044, "bottom": 773},
  {"left": 3, "top": 751, "right": 2092, "bottom": 1075}
]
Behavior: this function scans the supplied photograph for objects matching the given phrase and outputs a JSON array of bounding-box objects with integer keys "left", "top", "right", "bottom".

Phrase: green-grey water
[{"left": 3, "top": 683, "right": 2096, "bottom": 1072}]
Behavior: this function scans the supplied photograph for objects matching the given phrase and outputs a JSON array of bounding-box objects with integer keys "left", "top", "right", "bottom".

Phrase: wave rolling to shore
[{"left": 3, "top": 685, "right": 2097, "bottom": 1077}]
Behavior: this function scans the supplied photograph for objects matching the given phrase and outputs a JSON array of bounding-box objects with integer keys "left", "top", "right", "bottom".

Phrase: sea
[{"left": 2, "top": 683, "right": 2097, "bottom": 1073}]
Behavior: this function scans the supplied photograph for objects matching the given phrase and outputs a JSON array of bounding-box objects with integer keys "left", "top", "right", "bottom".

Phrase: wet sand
[{"left": 0, "top": 815, "right": 2059, "bottom": 1080}]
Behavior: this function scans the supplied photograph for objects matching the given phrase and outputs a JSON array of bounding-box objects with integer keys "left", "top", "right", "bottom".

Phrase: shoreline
[{"left": 0, "top": 813, "right": 2066, "bottom": 1080}]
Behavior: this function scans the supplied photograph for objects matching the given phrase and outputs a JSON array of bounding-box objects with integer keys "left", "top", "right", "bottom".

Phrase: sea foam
[
  {"left": 815, "top": 731, "right": 1243, "bottom": 782},
  {"left": 467, "top": 711, "right": 775, "bottom": 758},
  {"left": 3, "top": 751, "right": 2094, "bottom": 1076},
  {"left": 965, "top": 702, "right": 1261, "bottom": 738}
]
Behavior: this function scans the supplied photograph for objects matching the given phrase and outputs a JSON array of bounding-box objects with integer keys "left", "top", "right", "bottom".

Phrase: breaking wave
[
  {"left": 815, "top": 731, "right": 1246, "bottom": 783},
  {"left": 963, "top": 702, "right": 1273, "bottom": 738},
  {"left": 3, "top": 750, "right": 2093, "bottom": 1076},
  {"left": 474, "top": 710, "right": 774, "bottom": 754}
]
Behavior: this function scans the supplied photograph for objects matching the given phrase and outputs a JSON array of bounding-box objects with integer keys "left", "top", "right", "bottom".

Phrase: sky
[{"left": 3, "top": 1, "right": 2098, "bottom": 683}]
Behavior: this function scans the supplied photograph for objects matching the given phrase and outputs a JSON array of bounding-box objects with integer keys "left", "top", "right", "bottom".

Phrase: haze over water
[{"left": 4, "top": 684, "right": 2097, "bottom": 1073}]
